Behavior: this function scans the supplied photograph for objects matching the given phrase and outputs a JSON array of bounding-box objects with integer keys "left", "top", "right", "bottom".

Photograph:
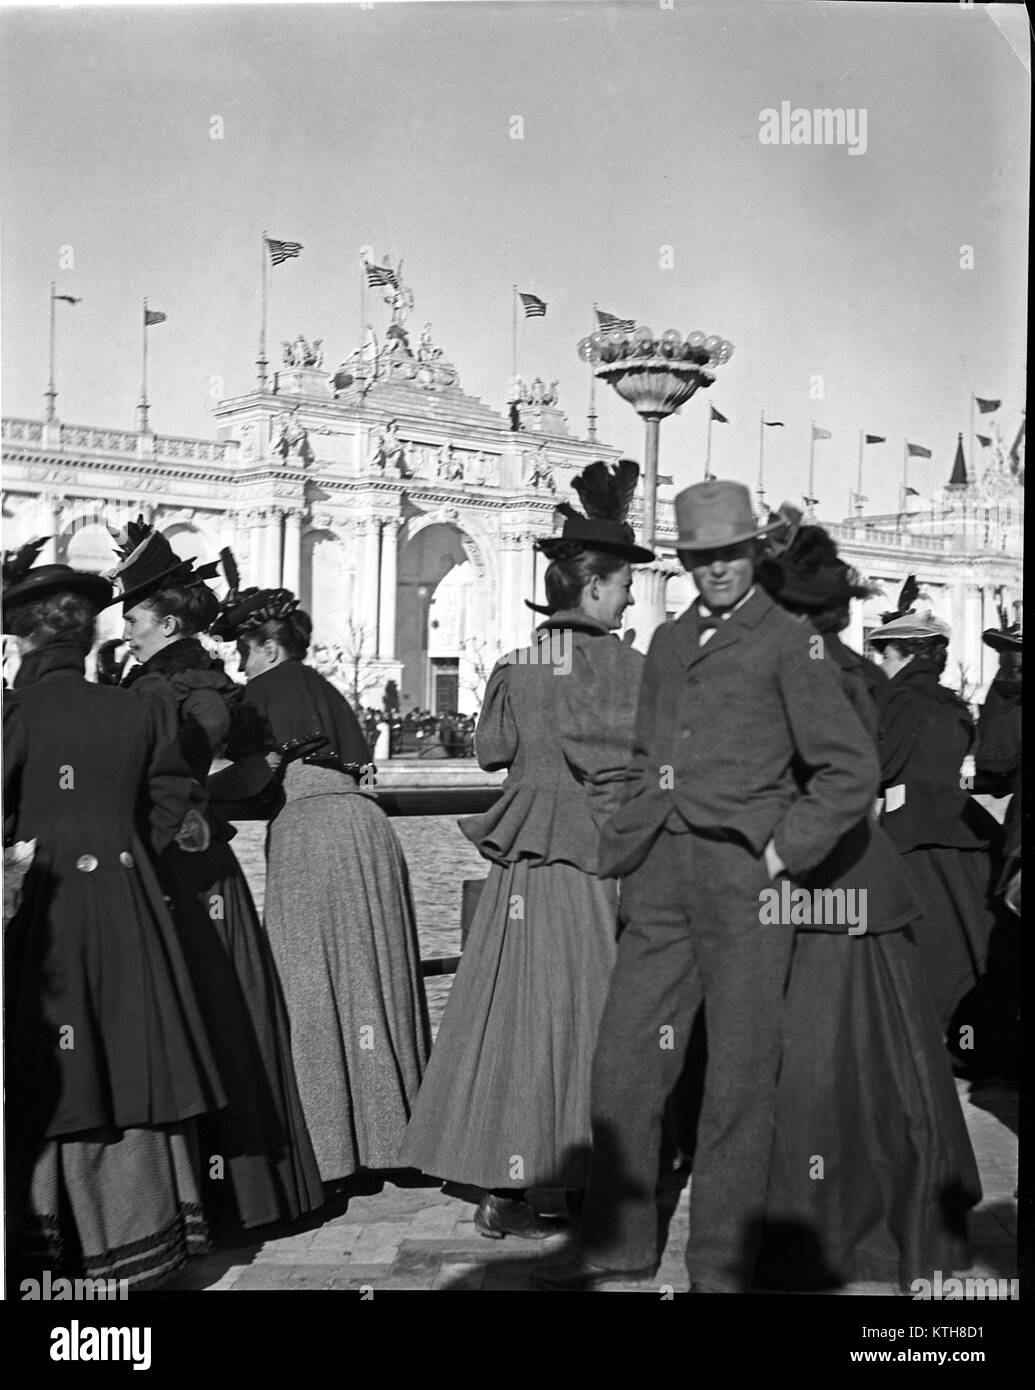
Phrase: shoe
[
  {"left": 474, "top": 1193, "right": 568, "bottom": 1241},
  {"left": 531, "top": 1254, "right": 657, "bottom": 1290}
]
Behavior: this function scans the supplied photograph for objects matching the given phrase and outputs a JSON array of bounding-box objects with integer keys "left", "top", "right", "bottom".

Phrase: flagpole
[
  {"left": 258, "top": 231, "right": 268, "bottom": 392},
  {"left": 45, "top": 282, "right": 57, "bottom": 422},
  {"left": 705, "top": 406, "right": 713, "bottom": 480},
  {"left": 901, "top": 439, "right": 908, "bottom": 519},
  {"left": 856, "top": 429, "right": 863, "bottom": 509},
  {"left": 757, "top": 409, "right": 766, "bottom": 512},
  {"left": 969, "top": 392, "right": 975, "bottom": 486},
  {"left": 587, "top": 303, "right": 598, "bottom": 444},
  {"left": 138, "top": 298, "right": 150, "bottom": 434},
  {"left": 511, "top": 284, "right": 518, "bottom": 391},
  {"left": 807, "top": 421, "right": 815, "bottom": 515}
]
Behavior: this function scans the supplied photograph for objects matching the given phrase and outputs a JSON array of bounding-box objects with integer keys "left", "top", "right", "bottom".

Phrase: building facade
[{"left": 2, "top": 296, "right": 1023, "bottom": 711}]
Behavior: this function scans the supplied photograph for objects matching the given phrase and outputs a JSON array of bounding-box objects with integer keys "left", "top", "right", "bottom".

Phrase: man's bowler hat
[{"left": 673, "top": 480, "right": 781, "bottom": 552}]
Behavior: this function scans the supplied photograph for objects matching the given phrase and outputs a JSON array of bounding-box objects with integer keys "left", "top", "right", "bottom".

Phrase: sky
[{"left": 0, "top": 0, "right": 1029, "bottom": 519}]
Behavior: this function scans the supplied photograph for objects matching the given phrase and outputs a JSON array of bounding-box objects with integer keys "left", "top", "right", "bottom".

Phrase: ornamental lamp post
[{"left": 576, "top": 326, "right": 734, "bottom": 549}]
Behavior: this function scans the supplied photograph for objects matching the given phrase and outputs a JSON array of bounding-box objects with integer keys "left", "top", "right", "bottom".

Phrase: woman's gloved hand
[
  {"left": 174, "top": 807, "right": 211, "bottom": 854},
  {"left": 96, "top": 639, "right": 130, "bottom": 686}
]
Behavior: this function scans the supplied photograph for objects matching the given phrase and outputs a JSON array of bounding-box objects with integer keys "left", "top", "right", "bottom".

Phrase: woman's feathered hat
[
  {"left": 756, "top": 505, "right": 874, "bottom": 612},
  {"left": 2, "top": 538, "right": 113, "bottom": 618},
  {"left": 982, "top": 602, "right": 1022, "bottom": 654},
  {"left": 525, "top": 458, "right": 654, "bottom": 614},
  {"left": 105, "top": 516, "right": 220, "bottom": 610},
  {"left": 209, "top": 548, "right": 301, "bottom": 641}
]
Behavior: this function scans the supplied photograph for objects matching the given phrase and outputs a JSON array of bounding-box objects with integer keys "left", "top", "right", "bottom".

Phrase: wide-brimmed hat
[
  {"left": 673, "top": 480, "right": 781, "bottom": 552},
  {"left": 535, "top": 458, "right": 655, "bottom": 566},
  {"left": 868, "top": 608, "right": 951, "bottom": 644},
  {"left": 210, "top": 587, "right": 300, "bottom": 642},
  {"left": 982, "top": 624, "right": 1022, "bottom": 653},
  {"left": 2, "top": 539, "right": 113, "bottom": 617},
  {"left": 106, "top": 518, "right": 219, "bottom": 610}
]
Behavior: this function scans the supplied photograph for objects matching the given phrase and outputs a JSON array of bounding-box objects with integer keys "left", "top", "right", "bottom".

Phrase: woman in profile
[
  {"left": 398, "top": 461, "right": 649, "bottom": 1239},
  {"left": 4, "top": 542, "right": 224, "bottom": 1289},
  {"left": 208, "top": 586, "right": 431, "bottom": 1187},
  {"left": 106, "top": 522, "right": 324, "bottom": 1233},
  {"left": 753, "top": 525, "right": 980, "bottom": 1291}
]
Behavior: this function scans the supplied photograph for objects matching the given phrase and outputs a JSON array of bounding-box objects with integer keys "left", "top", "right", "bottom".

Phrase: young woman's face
[
  {"left": 123, "top": 602, "right": 177, "bottom": 664},
  {"left": 582, "top": 564, "right": 634, "bottom": 631},
  {"left": 238, "top": 637, "right": 279, "bottom": 680}
]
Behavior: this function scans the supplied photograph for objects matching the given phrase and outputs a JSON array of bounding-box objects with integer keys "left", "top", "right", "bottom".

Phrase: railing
[{"left": 368, "top": 784, "right": 501, "bottom": 977}]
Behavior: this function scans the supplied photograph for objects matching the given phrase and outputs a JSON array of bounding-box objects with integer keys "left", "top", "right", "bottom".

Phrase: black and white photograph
[{"left": 0, "top": 0, "right": 1025, "bottom": 1361}]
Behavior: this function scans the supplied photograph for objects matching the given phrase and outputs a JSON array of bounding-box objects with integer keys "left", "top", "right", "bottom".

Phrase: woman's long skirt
[
  {"left": 903, "top": 845, "right": 997, "bottom": 1032},
  {"left": 398, "top": 858, "right": 619, "bottom": 1191},
  {"left": 263, "top": 768, "right": 431, "bottom": 1183},
  {"left": 160, "top": 837, "right": 324, "bottom": 1231},
  {"left": 757, "top": 928, "right": 982, "bottom": 1291},
  {"left": 12, "top": 1123, "right": 210, "bottom": 1292}
]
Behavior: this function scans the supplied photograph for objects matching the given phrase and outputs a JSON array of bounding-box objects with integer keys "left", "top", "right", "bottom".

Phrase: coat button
[
  {"left": 75, "top": 854, "right": 99, "bottom": 873},
  {"left": 119, "top": 851, "right": 135, "bottom": 869}
]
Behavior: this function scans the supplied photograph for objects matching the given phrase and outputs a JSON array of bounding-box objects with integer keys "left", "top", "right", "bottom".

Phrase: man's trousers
[{"left": 579, "top": 826, "right": 795, "bottom": 1291}]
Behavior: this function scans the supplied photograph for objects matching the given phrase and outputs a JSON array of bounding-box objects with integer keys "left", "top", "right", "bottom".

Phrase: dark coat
[
  {"left": 974, "top": 674, "right": 1021, "bottom": 875},
  {"left": 4, "top": 642, "right": 225, "bottom": 1140},
  {"left": 599, "top": 588, "right": 879, "bottom": 879},
  {"left": 877, "top": 658, "right": 996, "bottom": 853}
]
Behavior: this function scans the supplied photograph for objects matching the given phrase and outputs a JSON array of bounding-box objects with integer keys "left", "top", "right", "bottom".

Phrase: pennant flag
[
  {"left": 906, "top": 443, "right": 932, "bottom": 459},
  {"left": 53, "top": 292, "right": 81, "bottom": 305},
  {"left": 904, "top": 486, "right": 920, "bottom": 497},
  {"left": 267, "top": 238, "right": 303, "bottom": 266},
  {"left": 865, "top": 434, "right": 885, "bottom": 444},
  {"left": 975, "top": 397, "right": 1001, "bottom": 414},
  {"left": 977, "top": 434, "right": 993, "bottom": 448},
  {"left": 365, "top": 262, "right": 398, "bottom": 288},
  {"left": 710, "top": 406, "right": 729, "bottom": 424},
  {"left": 763, "top": 419, "right": 785, "bottom": 427},
  {"left": 812, "top": 425, "right": 832, "bottom": 441},
  {"left": 144, "top": 309, "right": 167, "bottom": 326},
  {"left": 519, "top": 292, "right": 547, "bottom": 319},
  {"left": 596, "top": 308, "right": 636, "bottom": 333}
]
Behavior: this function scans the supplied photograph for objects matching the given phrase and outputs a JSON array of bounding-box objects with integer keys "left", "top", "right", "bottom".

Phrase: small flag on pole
[
  {"left": 365, "top": 262, "right": 398, "bottom": 289},
  {"left": 53, "top": 292, "right": 81, "bottom": 305},
  {"left": 763, "top": 419, "right": 785, "bottom": 427},
  {"left": 596, "top": 308, "right": 636, "bottom": 332},
  {"left": 975, "top": 397, "right": 1001, "bottom": 414},
  {"left": 906, "top": 443, "right": 932, "bottom": 459},
  {"left": 710, "top": 406, "right": 729, "bottom": 424},
  {"left": 865, "top": 434, "right": 885, "bottom": 444},
  {"left": 267, "top": 238, "right": 303, "bottom": 266},
  {"left": 519, "top": 292, "right": 547, "bottom": 318},
  {"left": 977, "top": 434, "right": 993, "bottom": 448},
  {"left": 812, "top": 425, "right": 832, "bottom": 441},
  {"left": 144, "top": 308, "right": 167, "bottom": 326},
  {"left": 904, "top": 486, "right": 920, "bottom": 497}
]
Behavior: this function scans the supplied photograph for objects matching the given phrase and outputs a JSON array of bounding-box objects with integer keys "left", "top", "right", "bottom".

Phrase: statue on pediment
[
  {"left": 525, "top": 445, "right": 557, "bottom": 493},
  {"left": 418, "top": 323, "right": 443, "bottom": 364}
]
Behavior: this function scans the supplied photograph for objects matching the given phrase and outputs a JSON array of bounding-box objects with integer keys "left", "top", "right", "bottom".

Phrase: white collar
[{"left": 698, "top": 585, "right": 756, "bottom": 621}]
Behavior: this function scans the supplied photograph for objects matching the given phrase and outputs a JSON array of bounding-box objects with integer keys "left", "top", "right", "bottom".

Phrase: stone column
[
  {"left": 282, "top": 509, "right": 303, "bottom": 595},
  {"left": 497, "top": 535, "right": 533, "bottom": 653},
  {"left": 377, "top": 517, "right": 400, "bottom": 659},
  {"left": 263, "top": 507, "right": 284, "bottom": 588},
  {"left": 40, "top": 492, "right": 65, "bottom": 563},
  {"left": 353, "top": 517, "right": 382, "bottom": 653}
]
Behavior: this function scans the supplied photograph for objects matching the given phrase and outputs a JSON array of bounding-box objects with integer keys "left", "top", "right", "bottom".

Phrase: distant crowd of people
[
  {"left": 3, "top": 460, "right": 1020, "bottom": 1295},
  {"left": 358, "top": 707, "right": 477, "bottom": 759}
]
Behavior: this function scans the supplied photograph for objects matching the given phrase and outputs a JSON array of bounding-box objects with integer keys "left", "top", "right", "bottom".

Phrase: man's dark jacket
[{"left": 599, "top": 587, "right": 879, "bottom": 879}]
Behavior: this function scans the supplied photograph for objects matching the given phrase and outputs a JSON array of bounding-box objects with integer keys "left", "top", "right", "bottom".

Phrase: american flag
[
  {"left": 267, "top": 238, "right": 303, "bottom": 266},
  {"left": 365, "top": 262, "right": 398, "bottom": 289},
  {"left": 596, "top": 308, "right": 635, "bottom": 332},
  {"left": 519, "top": 292, "right": 547, "bottom": 318}
]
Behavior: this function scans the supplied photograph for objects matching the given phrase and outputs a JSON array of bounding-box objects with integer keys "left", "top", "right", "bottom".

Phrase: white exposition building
[{"left": 2, "top": 284, "right": 1023, "bottom": 712}]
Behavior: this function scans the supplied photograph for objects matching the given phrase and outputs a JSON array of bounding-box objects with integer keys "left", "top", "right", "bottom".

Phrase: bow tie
[{"left": 697, "top": 614, "right": 722, "bottom": 632}]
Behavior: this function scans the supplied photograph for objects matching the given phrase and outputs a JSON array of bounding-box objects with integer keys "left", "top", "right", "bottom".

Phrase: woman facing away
[
  {"left": 398, "top": 461, "right": 649, "bottom": 1239},
  {"left": 3, "top": 543, "right": 225, "bottom": 1290},
  {"left": 752, "top": 525, "right": 980, "bottom": 1292},
  {"left": 868, "top": 601, "right": 1000, "bottom": 1042},
  {"left": 105, "top": 522, "right": 324, "bottom": 1233},
  {"left": 207, "top": 585, "right": 431, "bottom": 1186}
]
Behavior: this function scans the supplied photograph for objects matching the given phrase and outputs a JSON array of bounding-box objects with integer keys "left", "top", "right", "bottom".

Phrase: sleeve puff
[
  {"left": 557, "top": 637, "right": 644, "bottom": 831},
  {"left": 473, "top": 662, "right": 519, "bottom": 772}
]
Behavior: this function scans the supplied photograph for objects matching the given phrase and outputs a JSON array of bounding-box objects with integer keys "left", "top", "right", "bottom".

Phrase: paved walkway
[{"left": 165, "top": 1076, "right": 1017, "bottom": 1295}]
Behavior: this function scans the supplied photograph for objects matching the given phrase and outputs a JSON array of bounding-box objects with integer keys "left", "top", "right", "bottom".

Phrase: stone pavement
[{"left": 164, "top": 1076, "right": 1018, "bottom": 1295}]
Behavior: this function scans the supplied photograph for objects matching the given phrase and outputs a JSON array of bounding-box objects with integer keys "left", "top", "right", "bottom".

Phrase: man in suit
[{"left": 536, "top": 480, "right": 878, "bottom": 1292}]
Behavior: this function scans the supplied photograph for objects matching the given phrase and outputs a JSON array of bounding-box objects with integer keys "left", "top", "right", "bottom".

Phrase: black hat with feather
[
  {"left": 209, "top": 547, "right": 302, "bottom": 641},
  {"left": 105, "top": 516, "right": 220, "bottom": 610},
  {"left": 756, "top": 510, "right": 874, "bottom": 613},
  {"left": 2, "top": 538, "right": 113, "bottom": 618}
]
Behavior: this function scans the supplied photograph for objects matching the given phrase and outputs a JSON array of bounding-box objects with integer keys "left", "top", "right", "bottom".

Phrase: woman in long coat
[
  {"left": 869, "top": 608, "right": 1000, "bottom": 1035},
  {"left": 107, "top": 523, "right": 324, "bottom": 1232},
  {"left": 398, "top": 461, "right": 650, "bottom": 1238},
  {"left": 208, "top": 587, "right": 431, "bottom": 1185},
  {"left": 753, "top": 527, "right": 981, "bottom": 1291},
  {"left": 3, "top": 547, "right": 225, "bottom": 1289}
]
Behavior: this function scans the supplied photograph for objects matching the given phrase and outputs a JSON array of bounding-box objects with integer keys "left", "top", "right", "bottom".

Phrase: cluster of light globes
[{"left": 576, "top": 328, "right": 734, "bottom": 368}]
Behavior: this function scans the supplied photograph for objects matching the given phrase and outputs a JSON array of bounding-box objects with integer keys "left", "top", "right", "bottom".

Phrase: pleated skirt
[
  {"left": 398, "top": 858, "right": 619, "bottom": 1191},
  {"left": 263, "top": 773, "right": 432, "bottom": 1183},
  {"left": 11, "top": 1123, "right": 210, "bottom": 1292},
  {"left": 159, "top": 837, "right": 324, "bottom": 1231},
  {"left": 758, "top": 928, "right": 982, "bottom": 1291}
]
